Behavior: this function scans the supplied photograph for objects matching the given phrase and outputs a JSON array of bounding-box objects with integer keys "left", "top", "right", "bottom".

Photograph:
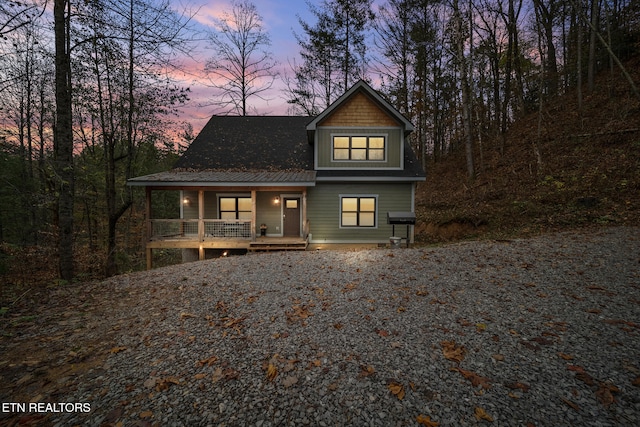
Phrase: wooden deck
[
  {"left": 146, "top": 236, "right": 308, "bottom": 251},
  {"left": 248, "top": 237, "right": 308, "bottom": 252}
]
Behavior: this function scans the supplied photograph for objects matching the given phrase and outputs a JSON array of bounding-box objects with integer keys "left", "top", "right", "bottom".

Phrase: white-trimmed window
[
  {"left": 219, "top": 196, "right": 251, "bottom": 220},
  {"left": 333, "top": 136, "right": 385, "bottom": 161},
  {"left": 341, "top": 196, "right": 377, "bottom": 227}
]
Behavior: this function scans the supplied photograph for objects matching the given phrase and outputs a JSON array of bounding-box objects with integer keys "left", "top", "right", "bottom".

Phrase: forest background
[{"left": 0, "top": 0, "right": 639, "bottom": 288}]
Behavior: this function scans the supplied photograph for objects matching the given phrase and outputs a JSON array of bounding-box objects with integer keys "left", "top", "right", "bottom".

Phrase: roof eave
[{"left": 128, "top": 180, "right": 317, "bottom": 187}]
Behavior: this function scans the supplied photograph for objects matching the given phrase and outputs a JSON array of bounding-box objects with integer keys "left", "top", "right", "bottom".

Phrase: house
[{"left": 128, "top": 80, "right": 426, "bottom": 268}]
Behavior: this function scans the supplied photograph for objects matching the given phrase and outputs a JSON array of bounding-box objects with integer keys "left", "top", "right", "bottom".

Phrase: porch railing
[{"left": 149, "top": 219, "right": 253, "bottom": 241}]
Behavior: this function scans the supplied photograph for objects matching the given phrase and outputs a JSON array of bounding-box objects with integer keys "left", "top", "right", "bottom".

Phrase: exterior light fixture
[
  {"left": 183, "top": 197, "right": 190, "bottom": 205},
  {"left": 274, "top": 196, "right": 280, "bottom": 205}
]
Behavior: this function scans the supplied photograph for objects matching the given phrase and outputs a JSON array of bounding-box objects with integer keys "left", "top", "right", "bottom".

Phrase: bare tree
[
  {"left": 0, "top": 0, "right": 45, "bottom": 39},
  {"left": 451, "top": 0, "right": 475, "bottom": 180},
  {"left": 204, "top": 0, "right": 277, "bottom": 116},
  {"left": 54, "top": 0, "right": 74, "bottom": 281}
]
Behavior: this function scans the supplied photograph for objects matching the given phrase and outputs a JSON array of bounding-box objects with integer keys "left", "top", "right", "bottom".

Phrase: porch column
[
  {"left": 198, "top": 190, "right": 204, "bottom": 260},
  {"left": 302, "top": 188, "right": 308, "bottom": 238},
  {"left": 145, "top": 187, "right": 152, "bottom": 270},
  {"left": 251, "top": 190, "right": 257, "bottom": 241}
]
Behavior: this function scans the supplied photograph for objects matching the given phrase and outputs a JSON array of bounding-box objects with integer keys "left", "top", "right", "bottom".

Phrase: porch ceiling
[{"left": 127, "top": 170, "right": 316, "bottom": 187}]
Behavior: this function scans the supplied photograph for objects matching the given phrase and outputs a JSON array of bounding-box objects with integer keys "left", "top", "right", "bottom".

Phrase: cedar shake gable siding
[{"left": 318, "top": 92, "right": 400, "bottom": 128}]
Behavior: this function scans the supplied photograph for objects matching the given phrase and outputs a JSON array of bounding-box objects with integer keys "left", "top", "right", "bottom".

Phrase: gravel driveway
[{"left": 3, "top": 227, "right": 640, "bottom": 426}]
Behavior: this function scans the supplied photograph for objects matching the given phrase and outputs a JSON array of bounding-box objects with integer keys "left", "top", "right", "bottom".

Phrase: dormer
[{"left": 306, "top": 80, "right": 414, "bottom": 171}]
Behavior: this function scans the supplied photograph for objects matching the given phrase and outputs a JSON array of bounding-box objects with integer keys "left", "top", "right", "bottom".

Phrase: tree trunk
[
  {"left": 587, "top": 0, "right": 599, "bottom": 91},
  {"left": 54, "top": 0, "right": 74, "bottom": 281},
  {"left": 453, "top": 0, "right": 474, "bottom": 180}
]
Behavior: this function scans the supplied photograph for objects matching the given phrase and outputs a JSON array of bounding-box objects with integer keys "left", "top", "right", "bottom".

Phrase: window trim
[
  {"left": 339, "top": 195, "right": 378, "bottom": 228},
  {"left": 332, "top": 134, "right": 386, "bottom": 162},
  {"left": 218, "top": 194, "right": 252, "bottom": 220}
]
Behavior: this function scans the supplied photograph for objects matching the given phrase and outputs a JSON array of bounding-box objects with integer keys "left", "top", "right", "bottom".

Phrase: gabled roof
[
  {"left": 128, "top": 82, "right": 425, "bottom": 186},
  {"left": 306, "top": 80, "right": 414, "bottom": 135},
  {"left": 174, "top": 116, "right": 314, "bottom": 171}
]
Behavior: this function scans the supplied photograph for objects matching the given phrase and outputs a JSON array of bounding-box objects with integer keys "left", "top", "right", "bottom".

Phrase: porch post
[
  {"left": 302, "top": 188, "right": 308, "bottom": 238},
  {"left": 198, "top": 190, "right": 204, "bottom": 260},
  {"left": 145, "top": 187, "right": 152, "bottom": 270},
  {"left": 251, "top": 190, "right": 257, "bottom": 241}
]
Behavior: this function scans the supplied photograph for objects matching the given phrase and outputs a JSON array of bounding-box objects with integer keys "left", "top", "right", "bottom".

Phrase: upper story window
[{"left": 333, "top": 136, "right": 385, "bottom": 161}]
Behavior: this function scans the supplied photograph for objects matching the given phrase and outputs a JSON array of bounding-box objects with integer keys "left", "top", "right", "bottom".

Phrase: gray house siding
[{"left": 307, "top": 182, "right": 414, "bottom": 244}]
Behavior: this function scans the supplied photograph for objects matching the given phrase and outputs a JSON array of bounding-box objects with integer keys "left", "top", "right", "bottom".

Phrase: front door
[{"left": 283, "top": 197, "right": 301, "bottom": 237}]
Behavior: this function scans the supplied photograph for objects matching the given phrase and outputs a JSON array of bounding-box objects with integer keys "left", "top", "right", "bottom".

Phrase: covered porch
[{"left": 128, "top": 170, "right": 316, "bottom": 269}]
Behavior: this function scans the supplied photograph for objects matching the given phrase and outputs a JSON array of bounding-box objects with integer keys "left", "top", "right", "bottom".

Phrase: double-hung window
[
  {"left": 341, "top": 196, "right": 377, "bottom": 227},
  {"left": 219, "top": 196, "right": 251, "bottom": 220},
  {"left": 333, "top": 136, "right": 385, "bottom": 161}
]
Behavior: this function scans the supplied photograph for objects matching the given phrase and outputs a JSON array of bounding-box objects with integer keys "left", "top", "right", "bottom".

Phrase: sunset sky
[{"left": 172, "top": 0, "right": 321, "bottom": 130}]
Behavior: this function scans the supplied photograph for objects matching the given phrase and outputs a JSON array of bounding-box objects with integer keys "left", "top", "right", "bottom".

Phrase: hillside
[{"left": 415, "top": 57, "right": 640, "bottom": 243}]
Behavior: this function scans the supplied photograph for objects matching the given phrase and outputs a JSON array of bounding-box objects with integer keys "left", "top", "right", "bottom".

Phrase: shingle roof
[
  {"left": 174, "top": 116, "right": 314, "bottom": 171},
  {"left": 129, "top": 83, "right": 426, "bottom": 186},
  {"left": 128, "top": 170, "right": 316, "bottom": 187}
]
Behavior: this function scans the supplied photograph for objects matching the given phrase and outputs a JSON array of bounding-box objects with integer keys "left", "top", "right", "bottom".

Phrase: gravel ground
[{"left": 4, "top": 227, "right": 640, "bottom": 426}]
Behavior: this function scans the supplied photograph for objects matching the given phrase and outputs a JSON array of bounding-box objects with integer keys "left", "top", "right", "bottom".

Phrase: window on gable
[
  {"left": 341, "top": 196, "right": 376, "bottom": 227},
  {"left": 219, "top": 196, "right": 252, "bottom": 220},
  {"left": 333, "top": 136, "right": 385, "bottom": 161}
]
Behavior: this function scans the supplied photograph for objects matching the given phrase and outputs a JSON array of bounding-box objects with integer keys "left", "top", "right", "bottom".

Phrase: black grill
[
  {"left": 387, "top": 212, "right": 416, "bottom": 225},
  {"left": 387, "top": 212, "right": 416, "bottom": 248}
]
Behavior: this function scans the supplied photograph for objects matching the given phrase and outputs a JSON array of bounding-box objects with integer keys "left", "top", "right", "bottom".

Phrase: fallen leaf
[
  {"left": 266, "top": 363, "right": 278, "bottom": 381},
  {"left": 143, "top": 378, "right": 156, "bottom": 389},
  {"left": 451, "top": 367, "right": 491, "bottom": 389},
  {"left": 283, "top": 359, "right": 299, "bottom": 372},
  {"left": 568, "top": 365, "right": 596, "bottom": 386},
  {"left": 222, "top": 367, "right": 240, "bottom": 381},
  {"left": 561, "top": 397, "right": 581, "bottom": 412},
  {"left": 387, "top": 381, "right": 405, "bottom": 400},
  {"left": 212, "top": 367, "right": 224, "bottom": 383},
  {"left": 596, "top": 382, "right": 619, "bottom": 407},
  {"left": 282, "top": 376, "right": 298, "bottom": 388},
  {"left": 139, "top": 410, "right": 153, "bottom": 419},
  {"left": 156, "top": 376, "right": 180, "bottom": 391},
  {"left": 327, "top": 381, "right": 339, "bottom": 391},
  {"left": 285, "top": 304, "right": 314, "bottom": 323},
  {"left": 416, "top": 414, "right": 439, "bottom": 426},
  {"left": 193, "top": 373, "right": 207, "bottom": 380},
  {"left": 492, "top": 354, "right": 504, "bottom": 361},
  {"left": 358, "top": 365, "right": 376, "bottom": 378},
  {"left": 110, "top": 346, "right": 127, "bottom": 354},
  {"left": 505, "top": 382, "right": 530, "bottom": 392},
  {"left": 197, "top": 355, "right": 218, "bottom": 366},
  {"left": 222, "top": 316, "right": 246, "bottom": 328},
  {"left": 441, "top": 341, "right": 465, "bottom": 364},
  {"left": 476, "top": 323, "right": 487, "bottom": 332},
  {"left": 180, "top": 312, "right": 196, "bottom": 319},
  {"left": 558, "top": 352, "right": 574, "bottom": 360},
  {"left": 342, "top": 282, "right": 358, "bottom": 292},
  {"left": 376, "top": 329, "right": 389, "bottom": 337},
  {"left": 633, "top": 376, "right": 640, "bottom": 387},
  {"left": 474, "top": 406, "right": 493, "bottom": 422}
]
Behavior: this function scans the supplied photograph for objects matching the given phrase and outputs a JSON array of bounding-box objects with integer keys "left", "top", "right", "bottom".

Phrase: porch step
[{"left": 248, "top": 241, "right": 308, "bottom": 252}]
